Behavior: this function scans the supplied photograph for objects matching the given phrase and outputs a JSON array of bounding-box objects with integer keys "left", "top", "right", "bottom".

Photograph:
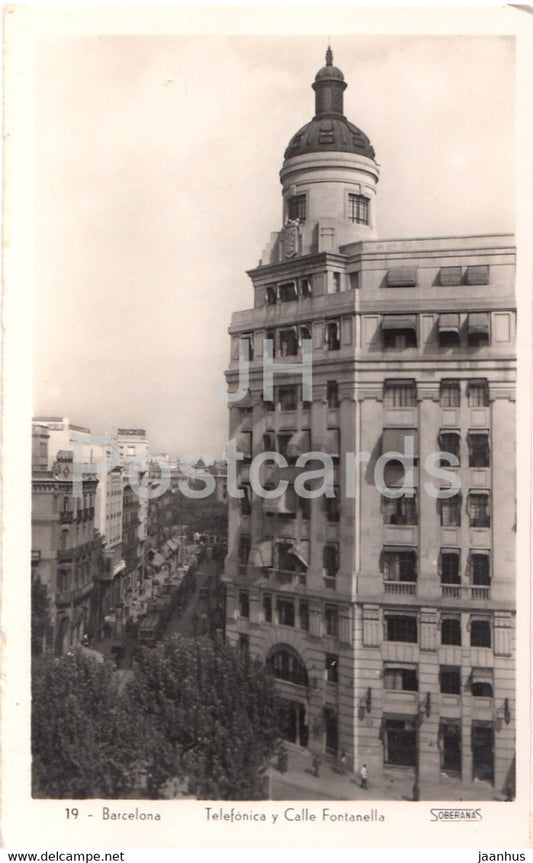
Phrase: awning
[
  {"left": 383, "top": 545, "right": 416, "bottom": 555},
  {"left": 440, "top": 266, "right": 462, "bottom": 286},
  {"left": 387, "top": 266, "right": 417, "bottom": 287},
  {"left": 287, "top": 539, "right": 310, "bottom": 568},
  {"left": 249, "top": 539, "right": 273, "bottom": 568},
  {"left": 287, "top": 430, "right": 311, "bottom": 458},
  {"left": 467, "top": 312, "right": 489, "bottom": 335},
  {"left": 438, "top": 313, "right": 460, "bottom": 333},
  {"left": 382, "top": 427, "right": 418, "bottom": 455},
  {"left": 236, "top": 432, "right": 252, "bottom": 458},
  {"left": 471, "top": 668, "right": 493, "bottom": 685},
  {"left": 466, "top": 265, "right": 489, "bottom": 285},
  {"left": 263, "top": 486, "right": 297, "bottom": 515},
  {"left": 381, "top": 315, "right": 417, "bottom": 331}
]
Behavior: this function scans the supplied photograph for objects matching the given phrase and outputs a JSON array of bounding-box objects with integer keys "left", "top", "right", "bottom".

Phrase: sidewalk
[{"left": 269, "top": 745, "right": 505, "bottom": 802}]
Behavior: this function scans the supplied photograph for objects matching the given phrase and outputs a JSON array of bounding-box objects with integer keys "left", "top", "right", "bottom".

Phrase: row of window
[
  {"left": 286, "top": 192, "right": 370, "bottom": 228},
  {"left": 247, "top": 378, "right": 490, "bottom": 413},
  {"left": 383, "top": 665, "right": 493, "bottom": 697},
  {"left": 385, "top": 614, "right": 492, "bottom": 647},
  {"left": 241, "top": 310, "right": 497, "bottom": 356},
  {"left": 238, "top": 590, "right": 346, "bottom": 635},
  {"left": 382, "top": 549, "right": 490, "bottom": 585}
]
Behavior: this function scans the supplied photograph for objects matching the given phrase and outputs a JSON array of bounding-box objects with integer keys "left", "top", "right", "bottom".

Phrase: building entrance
[
  {"left": 281, "top": 699, "right": 308, "bottom": 747},
  {"left": 441, "top": 721, "right": 461, "bottom": 774},
  {"left": 472, "top": 723, "right": 494, "bottom": 783}
]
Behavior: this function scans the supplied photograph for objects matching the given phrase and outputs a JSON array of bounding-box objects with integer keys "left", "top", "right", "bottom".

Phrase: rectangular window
[
  {"left": 440, "top": 493, "right": 461, "bottom": 527},
  {"left": 276, "top": 433, "right": 292, "bottom": 458},
  {"left": 326, "top": 654, "right": 339, "bottom": 683},
  {"left": 326, "top": 490, "right": 340, "bottom": 523},
  {"left": 325, "top": 605, "right": 339, "bottom": 638},
  {"left": 385, "top": 719, "right": 417, "bottom": 766},
  {"left": 441, "top": 551, "right": 460, "bottom": 584},
  {"left": 440, "top": 380, "right": 461, "bottom": 407},
  {"left": 238, "top": 534, "right": 250, "bottom": 564},
  {"left": 279, "top": 328, "right": 298, "bottom": 357},
  {"left": 382, "top": 495, "right": 417, "bottom": 526},
  {"left": 300, "top": 277, "right": 312, "bottom": 298},
  {"left": 348, "top": 193, "right": 369, "bottom": 225},
  {"left": 278, "top": 385, "right": 298, "bottom": 412},
  {"left": 349, "top": 271, "right": 360, "bottom": 290},
  {"left": 239, "top": 590, "right": 250, "bottom": 618},
  {"left": 383, "top": 329, "right": 417, "bottom": 349},
  {"left": 277, "top": 598, "right": 295, "bottom": 627},
  {"left": 288, "top": 194, "right": 306, "bottom": 223},
  {"left": 383, "top": 550, "right": 417, "bottom": 582},
  {"left": 441, "top": 617, "right": 461, "bottom": 646},
  {"left": 383, "top": 379, "right": 417, "bottom": 407},
  {"left": 238, "top": 634, "right": 249, "bottom": 653},
  {"left": 266, "top": 285, "right": 277, "bottom": 305},
  {"left": 440, "top": 666, "right": 461, "bottom": 695},
  {"left": 279, "top": 281, "right": 298, "bottom": 302},
  {"left": 471, "top": 553, "right": 490, "bottom": 585},
  {"left": 239, "top": 485, "right": 251, "bottom": 516},
  {"left": 300, "top": 495, "right": 311, "bottom": 520},
  {"left": 325, "top": 320, "right": 340, "bottom": 351},
  {"left": 299, "top": 600, "right": 309, "bottom": 630},
  {"left": 470, "top": 619, "right": 491, "bottom": 648},
  {"left": 263, "top": 593, "right": 272, "bottom": 623},
  {"left": 385, "top": 615, "right": 418, "bottom": 643},
  {"left": 467, "top": 379, "right": 489, "bottom": 407},
  {"left": 439, "top": 432, "right": 461, "bottom": 464},
  {"left": 327, "top": 380, "right": 340, "bottom": 408},
  {"left": 468, "top": 432, "right": 490, "bottom": 467},
  {"left": 468, "top": 493, "right": 490, "bottom": 527},
  {"left": 241, "top": 334, "right": 254, "bottom": 361},
  {"left": 383, "top": 667, "right": 418, "bottom": 691},
  {"left": 333, "top": 272, "right": 342, "bottom": 293},
  {"left": 323, "top": 543, "right": 339, "bottom": 579}
]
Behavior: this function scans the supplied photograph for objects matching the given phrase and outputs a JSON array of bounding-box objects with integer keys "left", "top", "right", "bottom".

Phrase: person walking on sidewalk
[{"left": 360, "top": 763, "right": 368, "bottom": 790}]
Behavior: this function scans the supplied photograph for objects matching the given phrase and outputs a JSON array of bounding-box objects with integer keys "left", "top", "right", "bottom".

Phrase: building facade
[{"left": 223, "top": 50, "right": 515, "bottom": 793}]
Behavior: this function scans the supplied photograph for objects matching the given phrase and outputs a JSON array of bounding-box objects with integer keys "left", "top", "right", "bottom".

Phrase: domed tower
[{"left": 279, "top": 48, "right": 379, "bottom": 257}]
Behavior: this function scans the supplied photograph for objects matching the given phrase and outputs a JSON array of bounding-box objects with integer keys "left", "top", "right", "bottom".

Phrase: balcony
[
  {"left": 57, "top": 549, "right": 74, "bottom": 563},
  {"left": 56, "top": 580, "right": 94, "bottom": 606},
  {"left": 384, "top": 580, "right": 417, "bottom": 596},
  {"left": 441, "top": 584, "right": 491, "bottom": 600},
  {"left": 60, "top": 510, "right": 74, "bottom": 523}
]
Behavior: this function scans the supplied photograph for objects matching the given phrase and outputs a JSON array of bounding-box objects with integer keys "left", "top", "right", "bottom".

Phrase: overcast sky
[{"left": 33, "top": 34, "right": 515, "bottom": 457}]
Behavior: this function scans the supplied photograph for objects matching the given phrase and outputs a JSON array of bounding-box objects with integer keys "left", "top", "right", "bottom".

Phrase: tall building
[{"left": 223, "top": 50, "right": 515, "bottom": 793}]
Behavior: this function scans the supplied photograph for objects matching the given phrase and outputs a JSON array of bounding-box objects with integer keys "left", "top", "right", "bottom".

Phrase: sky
[{"left": 33, "top": 34, "right": 515, "bottom": 457}]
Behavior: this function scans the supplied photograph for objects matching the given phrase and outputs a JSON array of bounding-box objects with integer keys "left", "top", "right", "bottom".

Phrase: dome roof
[
  {"left": 284, "top": 48, "right": 376, "bottom": 162},
  {"left": 284, "top": 115, "right": 375, "bottom": 160},
  {"left": 315, "top": 47, "right": 345, "bottom": 82}
]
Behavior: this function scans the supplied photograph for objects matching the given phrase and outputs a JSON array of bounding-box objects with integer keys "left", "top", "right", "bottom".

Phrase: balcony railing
[
  {"left": 384, "top": 580, "right": 417, "bottom": 596},
  {"left": 442, "top": 584, "right": 491, "bottom": 600},
  {"left": 56, "top": 580, "right": 95, "bottom": 605},
  {"left": 60, "top": 510, "right": 74, "bottom": 523},
  {"left": 57, "top": 549, "right": 74, "bottom": 562}
]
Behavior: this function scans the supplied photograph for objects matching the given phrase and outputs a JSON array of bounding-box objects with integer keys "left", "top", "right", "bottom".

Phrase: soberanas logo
[{"left": 430, "top": 808, "right": 482, "bottom": 822}]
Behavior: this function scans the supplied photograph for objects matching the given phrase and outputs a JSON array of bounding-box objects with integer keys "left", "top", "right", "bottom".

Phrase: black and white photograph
[{"left": 2, "top": 4, "right": 531, "bottom": 852}]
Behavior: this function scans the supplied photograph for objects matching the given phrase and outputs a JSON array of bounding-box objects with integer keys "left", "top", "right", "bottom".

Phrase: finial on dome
[{"left": 326, "top": 46, "right": 333, "bottom": 66}]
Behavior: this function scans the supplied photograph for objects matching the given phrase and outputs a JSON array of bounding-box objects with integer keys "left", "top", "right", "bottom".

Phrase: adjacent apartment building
[{"left": 222, "top": 50, "right": 515, "bottom": 793}]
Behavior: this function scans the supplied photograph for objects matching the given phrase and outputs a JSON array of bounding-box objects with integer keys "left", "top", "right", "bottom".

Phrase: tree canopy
[
  {"left": 31, "top": 577, "right": 52, "bottom": 656},
  {"left": 129, "top": 635, "right": 286, "bottom": 799},
  {"left": 32, "top": 636, "right": 286, "bottom": 799}
]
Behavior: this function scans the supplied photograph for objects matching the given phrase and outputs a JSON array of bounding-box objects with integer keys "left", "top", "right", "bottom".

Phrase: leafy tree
[
  {"left": 129, "top": 635, "right": 286, "bottom": 799},
  {"left": 32, "top": 651, "right": 173, "bottom": 798},
  {"left": 31, "top": 577, "right": 52, "bottom": 656}
]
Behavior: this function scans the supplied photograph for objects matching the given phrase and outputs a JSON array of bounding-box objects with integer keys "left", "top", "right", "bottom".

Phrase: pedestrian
[
  {"left": 312, "top": 754, "right": 321, "bottom": 777},
  {"left": 340, "top": 749, "right": 347, "bottom": 773},
  {"left": 360, "top": 763, "right": 368, "bottom": 789}
]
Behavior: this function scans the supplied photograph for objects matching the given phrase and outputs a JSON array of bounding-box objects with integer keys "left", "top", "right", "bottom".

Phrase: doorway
[
  {"left": 472, "top": 723, "right": 494, "bottom": 783},
  {"left": 281, "top": 699, "right": 308, "bottom": 747},
  {"left": 441, "top": 722, "right": 461, "bottom": 774}
]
